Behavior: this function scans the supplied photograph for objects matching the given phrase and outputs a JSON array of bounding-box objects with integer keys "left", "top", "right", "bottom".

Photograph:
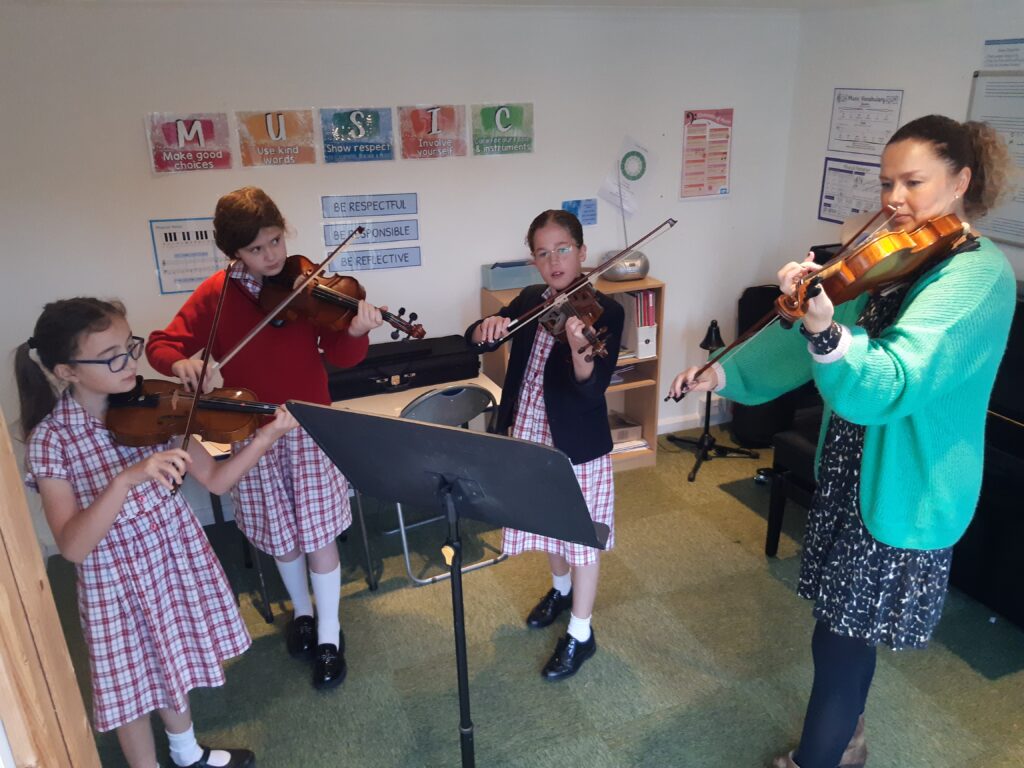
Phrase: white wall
[
  {"left": 780, "top": 0, "right": 1024, "bottom": 272},
  {"left": 0, "top": 2, "right": 802, "bottom": 549}
]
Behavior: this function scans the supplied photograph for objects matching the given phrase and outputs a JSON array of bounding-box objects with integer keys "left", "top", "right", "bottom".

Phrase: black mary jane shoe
[
  {"left": 183, "top": 746, "right": 255, "bottom": 768},
  {"left": 313, "top": 642, "right": 347, "bottom": 690},
  {"left": 286, "top": 614, "right": 316, "bottom": 657},
  {"left": 526, "top": 588, "right": 573, "bottom": 629},
  {"left": 542, "top": 630, "right": 596, "bottom": 681}
]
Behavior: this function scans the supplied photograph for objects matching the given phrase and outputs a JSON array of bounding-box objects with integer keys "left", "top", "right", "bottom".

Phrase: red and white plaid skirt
[
  {"left": 80, "top": 500, "right": 250, "bottom": 732},
  {"left": 231, "top": 427, "right": 352, "bottom": 557},
  {"left": 502, "top": 329, "right": 615, "bottom": 567}
]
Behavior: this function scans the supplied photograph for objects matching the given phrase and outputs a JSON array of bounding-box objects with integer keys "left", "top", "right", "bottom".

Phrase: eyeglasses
[
  {"left": 532, "top": 244, "right": 576, "bottom": 261},
  {"left": 68, "top": 336, "right": 145, "bottom": 373}
]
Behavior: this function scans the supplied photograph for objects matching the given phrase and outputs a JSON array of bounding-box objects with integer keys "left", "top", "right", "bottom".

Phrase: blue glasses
[{"left": 68, "top": 336, "right": 145, "bottom": 373}]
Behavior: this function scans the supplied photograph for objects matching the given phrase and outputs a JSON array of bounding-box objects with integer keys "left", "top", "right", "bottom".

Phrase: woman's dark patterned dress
[{"left": 797, "top": 284, "right": 953, "bottom": 651}]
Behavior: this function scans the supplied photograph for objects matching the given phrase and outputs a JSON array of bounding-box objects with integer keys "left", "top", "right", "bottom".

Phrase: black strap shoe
[
  {"left": 541, "top": 630, "right": 596, "bottom": 681},
  {"left": 526, "top": 588, "right": 572, "bottom": 628},
  {"left": 313, "top": 642, "right": 347, "bottom": 690},
  {"left": 286, "top": 614, "right": 316, "bottom": 657},
  {"left": 183, "top": 747, "right": 255, "bottom": 768}
]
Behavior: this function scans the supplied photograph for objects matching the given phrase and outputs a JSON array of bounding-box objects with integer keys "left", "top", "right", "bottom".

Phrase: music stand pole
[{"left": 666, "top": 319, "right": 759, "bottom": 481}]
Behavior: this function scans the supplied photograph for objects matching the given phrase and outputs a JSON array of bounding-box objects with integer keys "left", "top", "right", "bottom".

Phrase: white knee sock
[
  {"left": 567, "top": 612, "right": 592, "bottom": 642},
  {"left": 552, "top": 570, "right": 572, "bottom": 597},
  {"left": 167, "top": 724, "right": 232, "bottom": 767},
  {"left": 275, "top": 555, "right": 313, "bottom": 617},
  {"left": 310, "top": 564, "right": 342, "bottom": 647}
]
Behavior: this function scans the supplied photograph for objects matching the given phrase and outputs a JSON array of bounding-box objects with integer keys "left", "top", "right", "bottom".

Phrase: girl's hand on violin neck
[
  {"left": 474, "top": 315, "right": 511, "bottom": 345},
  {"left": 669, "top": 366, "right": 718, "bottom": 399},
  {"left": 123, "top": 448, "right": 192, "bottom": 490},
  {"left": 565, "top": 317, "right": 591, "bottom": 351},
  {"left": 259, "top": 405, "right": 299, "bottom": 443},
  {"left": 348, "top": 300, "right": 385, "bottom": 337},
  {"left": 778, "top": 254, "right": 834, "bottom": 334},
  {"left": 171, "top": 359, "right": 222, "bottom": 394}
]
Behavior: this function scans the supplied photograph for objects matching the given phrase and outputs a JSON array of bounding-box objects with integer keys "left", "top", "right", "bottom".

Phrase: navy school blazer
[{"left": 465, "top": 283, "right": 624, "bottom": 465}]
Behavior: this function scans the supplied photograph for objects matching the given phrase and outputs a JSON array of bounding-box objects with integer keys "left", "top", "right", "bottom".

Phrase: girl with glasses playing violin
[
  {"left": 466, "top": 209, "right": 624, "bottom": 680},
  {"left": 147, "top": 187, "right": 384, "bottom": 691},
  {"left": 670, "top": 115, "right": 1015, "bottom": 768},
  {"left": 15, "top": 297, "right": 298, "bottom": 768}
]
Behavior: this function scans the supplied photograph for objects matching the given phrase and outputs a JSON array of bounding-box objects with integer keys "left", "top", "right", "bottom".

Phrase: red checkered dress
[
  {"left": 503, "top": 327, "right": 615, "bottom": 567},
  {"left": 24, "top": 392, "right": 250, "bottom": 733},
  {"left": 229, "top": 268, "right": 352, "bottom": 557}
]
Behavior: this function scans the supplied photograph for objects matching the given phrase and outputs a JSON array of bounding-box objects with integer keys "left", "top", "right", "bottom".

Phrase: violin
[
  {"left": 107, "top": 377, "right": 278, "bottom": 447},
  {"left": 476, "top": 218, "right": 677, "bottom": 361},
  {"left": 776, "top": 213, "right": 966, "bottom": 324},
  {"left": 666, "top": 211, "right": 968, "bottom": 402},
  {"left": 259, "top": 254, "right": 425, "bottom": 340}
]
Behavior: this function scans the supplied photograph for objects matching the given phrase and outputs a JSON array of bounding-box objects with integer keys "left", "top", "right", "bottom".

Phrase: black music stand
[
  {"left": 666, "top": 319, "right": 759, "bottom": 481},
  {"left": 287, "top": 402, "right": 607, "bottom": 768}
]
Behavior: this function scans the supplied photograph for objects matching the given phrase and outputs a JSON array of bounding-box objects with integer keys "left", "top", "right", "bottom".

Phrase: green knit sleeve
[
  {"left": 718, "top": 316, "right": 814, "bottom": 405},
  {"left": 812, "top": 244, "right": 1016, "bottom": 425}
]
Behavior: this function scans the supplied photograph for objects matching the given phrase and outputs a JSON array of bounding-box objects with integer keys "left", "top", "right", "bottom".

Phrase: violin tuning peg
[
  {"left": 409, "top": 312, "right": 418, "bottom": 322},
  {"left": 391, "top": 330, "right": 400, "bottom": 340},
  {"left": 397, "top": 307, "right": 406, "bottom": 317}
]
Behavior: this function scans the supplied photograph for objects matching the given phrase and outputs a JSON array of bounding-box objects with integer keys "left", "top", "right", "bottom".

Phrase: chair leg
[
  {"left": 766, "top": 470, "right": 788, "bottom": 557},
  {"left": 352, "top": 489, "right": 378, "bottom": 591},
  {"left": 249, "top": 543, "right": 274, "bottom": 624},
  {"left": 394, "top": 502, "right": 507, "bottom": 586}
]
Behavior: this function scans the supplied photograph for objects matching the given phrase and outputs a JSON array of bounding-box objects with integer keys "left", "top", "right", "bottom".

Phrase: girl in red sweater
[{"left": 147, "top": 187, "right": 383, "bottom": 690}]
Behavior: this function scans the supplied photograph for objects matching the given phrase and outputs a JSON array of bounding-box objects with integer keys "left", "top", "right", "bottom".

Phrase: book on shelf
[{"left": 611, "top": 438, "right": 649, "bottom": 454}]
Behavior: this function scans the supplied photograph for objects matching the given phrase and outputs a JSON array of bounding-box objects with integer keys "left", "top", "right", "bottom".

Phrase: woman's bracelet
[{"left": 800, "top": 321, "right": 843, "bottom": 356}]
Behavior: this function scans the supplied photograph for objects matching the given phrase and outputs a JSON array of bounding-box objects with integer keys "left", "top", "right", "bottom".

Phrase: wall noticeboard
[{"left": 967, "top": 70, "right": 1024, "bottom": 247}]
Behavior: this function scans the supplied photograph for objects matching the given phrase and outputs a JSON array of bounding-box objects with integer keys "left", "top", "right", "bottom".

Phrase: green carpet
[{"left": 46, "top": 428, "right": 1024, "bottom": 767}]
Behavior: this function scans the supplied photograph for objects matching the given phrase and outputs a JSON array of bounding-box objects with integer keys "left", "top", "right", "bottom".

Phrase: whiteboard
[{"left": 967, "top": 70, "right": 1024, "bottom": 247}]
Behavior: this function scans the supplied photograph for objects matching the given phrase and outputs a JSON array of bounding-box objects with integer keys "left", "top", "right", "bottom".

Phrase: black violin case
[{"left": 324, "top": 334, "right": 480, "bottom": 401}]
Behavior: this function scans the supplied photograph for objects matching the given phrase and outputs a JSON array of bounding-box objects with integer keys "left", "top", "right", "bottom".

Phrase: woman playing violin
[
  {"left": 671, "top": 115, "right": 1015, "bottom": 768},
  {"left": 467, "top": 209, "right": 624, "bottom": 681},
  {"left": 147, "top": 187, "right": 384, "bottom": 690}
]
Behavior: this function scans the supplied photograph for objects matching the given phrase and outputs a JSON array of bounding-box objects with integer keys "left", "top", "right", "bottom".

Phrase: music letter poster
[
  {"left": 146, "top": 112, "right": 232, "bottom": 173},
  {"left": 236, "top": 109, "right": 316, "bottom": 167},
  {"left": 150, "top": 218, "right": 223, "bottom": 294},
  {"left": 398, "top": 105, "right": 467, "bottom": 159},
  {"left": 680, "top": 109, "right": 733, "bottom": 199},
  {"left": 320, "top": 108, "right": 395, "bottom": 163},
  {"left": 472, "top": 103, "right": 534, "bottom": 155}
]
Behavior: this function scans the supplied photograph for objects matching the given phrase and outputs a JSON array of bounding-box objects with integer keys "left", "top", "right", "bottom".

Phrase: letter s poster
[
  {"left": 147, "top": 112, "right": 232, "bottom": 173},
  {"left": 680, "top": 108, "right": 733, "bottom": 199}
]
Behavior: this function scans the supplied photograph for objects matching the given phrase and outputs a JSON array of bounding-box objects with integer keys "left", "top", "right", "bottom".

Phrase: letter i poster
[
  {"left": 146, "top": 112, "right": 232, "bottom": 173},
  {"left": 680, "top": 108, "right": 733, "bottom": 199},
  {"left": 398, "top": 105, "right": 467, "bottom": 159}
]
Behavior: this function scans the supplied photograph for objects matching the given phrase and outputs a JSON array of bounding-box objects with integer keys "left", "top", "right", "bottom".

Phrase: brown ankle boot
[{"left": 840, "top": 714, "right": 867, "bottom": 767}]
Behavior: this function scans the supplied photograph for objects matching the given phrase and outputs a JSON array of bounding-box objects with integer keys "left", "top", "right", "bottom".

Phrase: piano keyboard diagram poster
[
  {"left": 680, "top": 108, "right": 733, "bottom": 199},
  {"left": 150, "top": 218, "right": 222, "bottom": 294}
]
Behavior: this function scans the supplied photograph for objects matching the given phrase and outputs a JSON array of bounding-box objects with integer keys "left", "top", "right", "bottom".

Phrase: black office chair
[{"left": 356, "top": 385, "right": 508, "bottom": 586}]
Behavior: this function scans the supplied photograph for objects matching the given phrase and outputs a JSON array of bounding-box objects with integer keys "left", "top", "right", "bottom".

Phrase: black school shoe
[
  {"left": 286, "top": 614, "right": 316, "bottom": 657},
  {"left": 526, "top": 588, "right": 573, "bottom": 628},
  {"left": 182, "top": 747, "right": 255, "bottom": 767},
  {"left": 542, "top": 630, "right": 596, "bottom": 681},
  {"left": 313, "top": 642, "right": 347, "bottom": 690}
]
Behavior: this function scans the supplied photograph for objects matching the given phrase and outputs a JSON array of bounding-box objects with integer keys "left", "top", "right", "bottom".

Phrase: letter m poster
[{"left": 147, "top": 112, "right": 232, "bottom": 173}]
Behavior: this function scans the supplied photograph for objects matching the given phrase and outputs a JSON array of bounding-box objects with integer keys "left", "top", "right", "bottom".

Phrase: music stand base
[{"left": 667, "top": 390, "right": 759, "bottom": 481}]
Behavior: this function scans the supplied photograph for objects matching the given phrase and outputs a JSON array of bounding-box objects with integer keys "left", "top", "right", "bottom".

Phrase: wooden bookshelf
[{"left": 480, "top": 276, "right": 664, "bottom": 471}]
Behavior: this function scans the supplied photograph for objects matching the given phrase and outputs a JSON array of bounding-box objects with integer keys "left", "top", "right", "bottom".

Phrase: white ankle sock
[
  {"left": 567, "top": 612, "right": 591, "bottom": 642},
  {"left": 166, "top": 725, "right": 232, "bottom": 767},
  {"left": 310, "top": 564, "right": 342, "bottom": 647},
  {"left": 552, "top": 570, "right": 572, "bottom": 597},
  {"left": 275, "top": 555, "right": 313, "bottom": 617}
]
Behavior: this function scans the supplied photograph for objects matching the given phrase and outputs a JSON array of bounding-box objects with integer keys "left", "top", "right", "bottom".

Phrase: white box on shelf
[{"left": 623, "top": 322, "right": 657, "bottom": 359}]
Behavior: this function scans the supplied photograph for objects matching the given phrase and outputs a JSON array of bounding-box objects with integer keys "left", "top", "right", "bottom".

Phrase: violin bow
[
  {"left": 211, "top": 226, "right": 366, "bottom": 372},
  {"left": 664, "top": 205, "right": 898, "bottom": 403},
  {"left": 478, "top": 217, "right": 678, "bottom": 351}
]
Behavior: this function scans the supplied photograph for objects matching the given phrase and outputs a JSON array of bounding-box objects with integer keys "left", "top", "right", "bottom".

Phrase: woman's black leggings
[{"left": 793, "top": 621, "right": 877, "bottom": 768}]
